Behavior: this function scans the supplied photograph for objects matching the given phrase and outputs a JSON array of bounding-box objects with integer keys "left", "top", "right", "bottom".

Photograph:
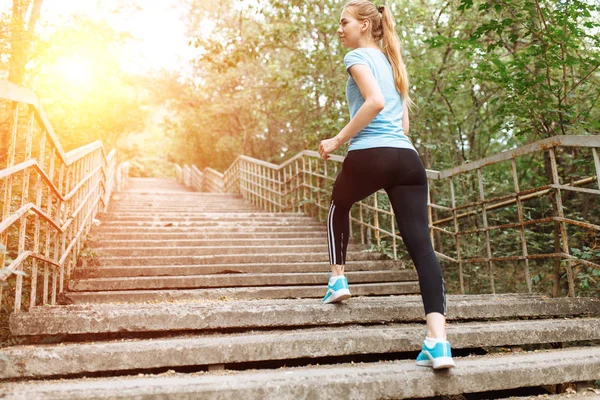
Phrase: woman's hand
[{"left": 319, "top": 137, "right": 342, "bottom": 160}]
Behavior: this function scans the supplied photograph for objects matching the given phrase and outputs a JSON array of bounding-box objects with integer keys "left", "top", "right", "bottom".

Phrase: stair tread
[
  {"left": 1, "top": 318, "right": 598, "bottom": 380},
  {"left": 1, "top": 347, "right": 598, "bottom": 399},
  {"left": 63, "top": 282, "right": 420, "bottom": 303},
  {"left": 10, "top": 295, "right": 600, "bottom": 336}
]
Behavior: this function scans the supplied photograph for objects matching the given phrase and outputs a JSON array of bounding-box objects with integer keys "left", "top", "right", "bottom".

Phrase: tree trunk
[
  {"left": 8, "top": 0, "right": 43, "bottom": 86},
  {"left": 2, "top": 0, "right": 43, "bottom": 165}
]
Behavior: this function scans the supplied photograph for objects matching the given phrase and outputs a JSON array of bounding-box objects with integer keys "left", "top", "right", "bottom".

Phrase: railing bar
[
  {"left": 549, "top": 148, "right": 574, "bottom": 297},
  {"left": 30, "top": 128, "right": 47, "bottom": 308},
  {"left": 511, "top": 158, "right": 532, "bottom": 293},
  {"left": 549, "top": 183, "right": 600, "bottom": 195},
  {"left": 449, "top": 178, "right": 464, "bottom": 294},
  {"left": 593, "top": 148, "right": 600, "bottom": 190},
  {"left": 477, "top": 168, "right": 495, "bottom": 294}
]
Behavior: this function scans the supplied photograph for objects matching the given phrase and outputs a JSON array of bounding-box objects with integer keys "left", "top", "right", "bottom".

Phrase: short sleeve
[{"left": 343, "top": 49, "right": 369, "bottom": 75}]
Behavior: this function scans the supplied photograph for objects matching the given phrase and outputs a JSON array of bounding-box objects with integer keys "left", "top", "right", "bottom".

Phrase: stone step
[
  {"left": 71, "top": 260, "right": 402, "bottom": 279},
  {"left": 98, "top": 221, "right": 325, "bottom": 228},
  {"left": 113, "top": 190, "right": 239, "bottom": 196},
  {"left": 108, "top": 200, "right": 253, "bottom": 207},
  {"left": 63, "top": 282, "right": 419, "bottom": 303},
  {"left": 91, "top": 244, "right": 360, "bottom": 257},
  {"left": 109, "top": 206, "right": 259, "bottom": 211},
  {"left": 95, "top": 251, "right": 386, "bottom": 266},
  {"left": 109, "top": 201, "right": 252, "bottom": 206},
  {"left": 108, "top": 203, "right": 258, "bottom": 209},
  {"left": 108, "top": 198, "right": 252, "bottom": 203},
  {"left": 10, "top": 295, "right": 600, "bottom": 336},
  {"left": 88, "top": 238, "right": 329, "bottom": 248},
  {"left": 100, "top": 212, "right": 309, "bottom": 219},
  {"left": 1, "top": 347, "right": 598, "bottom": 399},
  {"left": 90, "top": 232, "right": 325, "bottom": 241},
  {"left": 509, "top": 393, "right": 600, "bottom": 399},
  {"left": 97, "top": 217, "right": 318, "bottom": 224},
  {"left": 107, "top": 209, "right": 261, "bottom": 214},
  {"left": 68, "top": 271, "right": 415, "bottom": 292},
  {"left": 92, "top": 226, "right": 326, "bottom": 234},
  {"left": 1, "top": 318, "right": 598, "bottom": 380}
]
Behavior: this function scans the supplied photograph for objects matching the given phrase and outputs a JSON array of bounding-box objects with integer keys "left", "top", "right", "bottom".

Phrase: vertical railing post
[
  {"left": 254, "top": 164, "right": 259, "bottom": 207},
  {"left": 592, "top": 148, "right": 600, "bottom": 190},
  {"left": 242, "top": 161, "right": 247, "bottom": 200},
  {"left": 15, "top": 106, "right": 35, "bottom": 312},
  {"left": 261, "top": 166, "right": 265, "bottom": 211},
  {"left": 269, "top": 168, "right": 274, "bottom": 212},
  {"left": 0, "top": 103, "right": 19, "bottom": 297},
  {"left": 323, "top": 161, "right": 328, "bottom": 222},
  {"left": 449, "top": 178, "right": 464, "bottom": 294},
  {"left": 477, "top": 168, "right": 495, "bottom": 294},
  {"left": 391, "top": 210, "right": 397, "bottom": 260},
  {"left": 30, "top": 130, "right": 47, "bottom": 308},
  {"left": 427, "top": 184, "right": 435, "bottom": 250},
  {"left": 271, "top": 168, "right": 276, "bottom": 212},
  {"left": 374, "top": 193, "right": 380, "bottom": 248},
  {"left": 290, "top": 159, "right": 304, "bottom": 213},
  {"left": 43, "top": 148, "right": 56, "bottom": 305},
  {"left": 56, "top": 163, "right": 66, "bottom": 303},
  {"left": 359, "top": 202, "right": 365, "bottom": 245},
  {"left": 511, "top": 158, "right": 532, "bottom": 293},
  {"left": 302, "top": 157, "right": 308, "bottom": 215},
  {"left": 279, "top": 168, "right": 284, "bottom": 212},
  {"left": 548, "top": 148, "right": 574, "bottom": 296},
  {"left": 308, "top": 158, "right": 314, "bottom": 218},
  {"left": 316, "top": 160, "right": 322, "bottom": 222}
]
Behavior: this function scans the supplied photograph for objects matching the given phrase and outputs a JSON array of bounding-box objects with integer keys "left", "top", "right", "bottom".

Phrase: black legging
[{"left": 327, "top": 147, "right": 447, "bottom": 316}]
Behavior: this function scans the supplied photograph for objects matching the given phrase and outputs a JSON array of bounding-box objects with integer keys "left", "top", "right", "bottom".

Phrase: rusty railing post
[
  {"left": 477, "top": 168, "right": 495, "bottom": 294},
  {"left": 511, "top": 158, "right": 532, "bottom": 293},
  {"left": 548, "top": 148, "right": 575, "bottom": 297}
]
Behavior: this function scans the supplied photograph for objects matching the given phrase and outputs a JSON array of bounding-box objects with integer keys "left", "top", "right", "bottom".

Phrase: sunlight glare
[{"left": 55, "top": 57, "right": 94, "bottom": 87}]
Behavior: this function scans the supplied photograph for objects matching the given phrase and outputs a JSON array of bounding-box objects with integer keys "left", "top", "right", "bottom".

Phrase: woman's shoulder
[{"left": 343, "top": 48, "right": 375, "bottom": 66}]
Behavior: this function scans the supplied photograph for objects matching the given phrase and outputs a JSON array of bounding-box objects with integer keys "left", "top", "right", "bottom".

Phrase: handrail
[
  {"left": 179, "top": 135, "right": 599, "bottom": 298},
  {"left": 0, "top": 80, "right": 129, "bottom": 312},
  {"left": 437, "top": 135, "right": 600, "bottom": 179}
]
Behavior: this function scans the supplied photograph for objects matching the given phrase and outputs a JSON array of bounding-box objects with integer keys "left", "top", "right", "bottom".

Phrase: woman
[{"left": 318, "top": 0, "right": 455, "bottom": 369}]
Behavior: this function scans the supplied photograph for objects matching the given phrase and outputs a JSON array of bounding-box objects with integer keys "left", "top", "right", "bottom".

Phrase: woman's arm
[
  {"left": 402, "top": 100, "right": 409, "bottom": 135},
  {"left": 319, "top": 64, "right": 385, "bottom": 160}
]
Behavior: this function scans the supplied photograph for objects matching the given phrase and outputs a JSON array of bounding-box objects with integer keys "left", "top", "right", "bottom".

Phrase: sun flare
[{"left": 54, "top": 56, "right": 93, "bottom": 87}]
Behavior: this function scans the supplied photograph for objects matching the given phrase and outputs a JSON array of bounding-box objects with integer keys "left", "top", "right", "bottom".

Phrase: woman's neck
[{"left": 355, "top": 37, "right": 380, "bottom": 50}]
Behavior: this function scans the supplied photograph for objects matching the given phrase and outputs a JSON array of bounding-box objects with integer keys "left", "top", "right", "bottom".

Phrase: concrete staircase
[{"left": 2, "top": 178, "right": 599, "bottom": 399}]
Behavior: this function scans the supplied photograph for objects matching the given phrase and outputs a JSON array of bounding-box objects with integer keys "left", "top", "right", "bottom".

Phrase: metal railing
[
  {"left": 0, "top": 81, "right": 128, "bottom": 312},
  {"left": 180, "top": 135, "right": 599, "bottom": 296},
  {"left": 176, "top": 164, "right": 226, "bottom": 193}
]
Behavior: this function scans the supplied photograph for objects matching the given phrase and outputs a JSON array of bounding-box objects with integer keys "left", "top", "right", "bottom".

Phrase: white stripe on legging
[{"left": 327, "top": 202, "right": 336, "bottom": 265}]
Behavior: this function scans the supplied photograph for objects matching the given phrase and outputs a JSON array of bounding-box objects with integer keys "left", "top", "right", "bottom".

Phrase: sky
[{"left": 37, "top": 0, "right": 197, "bottom": 73}]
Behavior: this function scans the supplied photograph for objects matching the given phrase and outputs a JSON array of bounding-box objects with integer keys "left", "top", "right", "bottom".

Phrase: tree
[{"left": 8, "top": 0, "right": 43, "bottom": 85}]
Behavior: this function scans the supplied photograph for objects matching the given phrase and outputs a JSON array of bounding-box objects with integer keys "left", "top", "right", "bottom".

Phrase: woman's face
[{"left": 337, "top": 8, "right": 363, "bottom": 49}]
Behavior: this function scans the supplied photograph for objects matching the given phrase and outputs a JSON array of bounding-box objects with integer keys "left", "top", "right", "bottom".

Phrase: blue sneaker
[
  {"left": 322, "top": 275, "right": 351, "bottom": 304},
  {"left": 416, "top": 340, "right": 455, "bottom": 369}
]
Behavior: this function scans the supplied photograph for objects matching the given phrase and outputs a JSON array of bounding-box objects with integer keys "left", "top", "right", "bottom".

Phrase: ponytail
[{"left": 380, "top": 5, "right": 413, "bottom": 108}]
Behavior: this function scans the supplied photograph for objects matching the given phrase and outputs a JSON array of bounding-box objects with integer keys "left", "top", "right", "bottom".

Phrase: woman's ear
[{"left": 361, "top": 19, "right": 370, "bottom": 33}]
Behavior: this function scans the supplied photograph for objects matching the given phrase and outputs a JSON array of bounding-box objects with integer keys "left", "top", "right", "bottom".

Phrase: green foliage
[{"left": 438, "top": 0, "right": 600, "bottom": 140}]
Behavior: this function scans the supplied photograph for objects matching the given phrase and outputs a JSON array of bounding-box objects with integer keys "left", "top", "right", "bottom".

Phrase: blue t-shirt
[{"left": 343, "top": 48, "right": 415, "bottom": 152}]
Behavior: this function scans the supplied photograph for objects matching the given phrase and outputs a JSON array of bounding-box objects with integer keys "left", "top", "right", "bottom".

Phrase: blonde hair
[{"left": 344, "top": 0, "right": 413, "bottom": 108}]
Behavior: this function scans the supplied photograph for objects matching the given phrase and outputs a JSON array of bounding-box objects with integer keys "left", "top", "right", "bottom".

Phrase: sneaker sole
[
  {"left": 416, "top": 357, "right": 455, "bottom": 369},
  {"left": 323, "top": 289, "right": 351, "bottom": 304},
  {"left": 432, "top": 357, "right": 455, "bottom": 369}
]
